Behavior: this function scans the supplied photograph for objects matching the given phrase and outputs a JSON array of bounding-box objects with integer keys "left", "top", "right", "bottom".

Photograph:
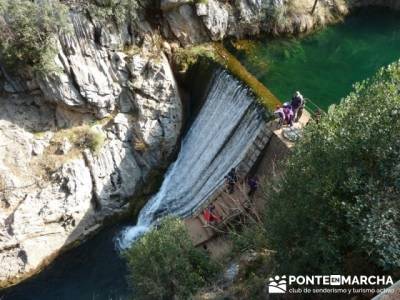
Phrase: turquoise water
[
  {"left": 231, "top": 8, "right": 400, "bottom": 110},
  {"left": 2, "top": 8, "right": 400, "bottom": 300}
]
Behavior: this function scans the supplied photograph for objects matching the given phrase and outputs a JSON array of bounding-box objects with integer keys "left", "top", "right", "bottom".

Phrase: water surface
[
  {"left": 1, "top": 223, "right": 131, "bottom": 300},
  {"left": 231, "top": 8, "right": 400, "bottom": 110}
]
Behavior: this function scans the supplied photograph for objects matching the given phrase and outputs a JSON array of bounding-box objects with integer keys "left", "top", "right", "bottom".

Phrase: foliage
[
  {"left": 67, "top": 126, "right": 106, "bottom": 154},
  {"left": 229, "top": 222, "right": 269, "bottom": 255},
  {"left": 87, "top": 0, "right": 141, "bottom": 26},
  {"left": 173, "top": 44, "right": 218, "bottom": 73},
  {"left": 265, "top": 61, "right": 400, "bottom": 275},
  {"left": 0, "top": 0, "right": 70, "bottom": 74},
  {"left": 125, "top": 217, "right": 220, "bottom": 300}
]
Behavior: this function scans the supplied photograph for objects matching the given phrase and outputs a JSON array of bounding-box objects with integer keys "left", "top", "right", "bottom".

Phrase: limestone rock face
[
  {"left": 0, "top": 10, "right": 182, "bottom": 288},
  {"left": 164, "top": 0, "right": 280, "bottom": 42},
  {"left": 196, "top": 0, "right": 229, "bottom": 41},
  {"left": 229, "top": 0, "right": 265, "bottom": 37},
  {"left": 165, "top": 4, "right": 210, "bottom": 46},
  {"left": 37, "top": 13, "right": 127, "bottom": 118}
]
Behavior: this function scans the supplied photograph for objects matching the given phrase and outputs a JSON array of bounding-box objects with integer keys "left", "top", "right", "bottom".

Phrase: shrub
[
  {"left": 0, "top": 0, "right": 70, "bottom": 74},
  {"left": 173, "top": 44, "right": 218, "bottom": 73},
  {"left": 67, "top": 126, "right": 106, "bottom": 154},
  {"left": 125, "top": 217, "right": 220, "bottom": 300},
  {"left": 265, "top": 61, "right": 400, "bottom": 275},
  {"left": 85, "top": 129, "right": 106, "bottom": 153}
]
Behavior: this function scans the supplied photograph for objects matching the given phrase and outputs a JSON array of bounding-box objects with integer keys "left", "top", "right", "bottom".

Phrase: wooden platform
[{"left": 185, "top": 111, "right": 311, "bottom": 248}]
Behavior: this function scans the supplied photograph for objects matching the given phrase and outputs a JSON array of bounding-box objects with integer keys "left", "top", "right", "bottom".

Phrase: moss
[
  {"left": 213, "top": 43, "right": 281, "bottom": 112},
  {"left": 175, "top": 43, "right": 281, "bottom": 113}
]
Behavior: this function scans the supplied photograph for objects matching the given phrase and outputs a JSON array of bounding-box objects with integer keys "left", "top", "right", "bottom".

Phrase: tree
[
  {"left": 125, "top": 217, "right": 220, "bottom": 300},
  {"left": 265, "top": 61, "right": 400, "bottom": 275},
  {"left": 0, "top": 0, "right": 70, "bottom": 74}
]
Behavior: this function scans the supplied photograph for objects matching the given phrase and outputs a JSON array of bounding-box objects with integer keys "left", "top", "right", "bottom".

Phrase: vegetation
[
  {"left": 87, "top": 0, "right": 141, "bottom": 26},
  {"left": 67, "top": 126, "right": 106, "bottom": 154},
  {"left": 173, "top": 44, "right": 218, "bottom": 73},
  {"left": 125, "top": 217, "right": 220, "bottom": 300},
  {"left": 265, "top": 61, "right": 400, "bottom": 275},
  {"left": 0, "top": 0, "right": 70, "bottom": 74}
]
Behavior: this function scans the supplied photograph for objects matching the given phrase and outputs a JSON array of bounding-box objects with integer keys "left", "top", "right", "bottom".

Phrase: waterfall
[{"left": 117, "top": 70, "right": 266, "bottom": 250}]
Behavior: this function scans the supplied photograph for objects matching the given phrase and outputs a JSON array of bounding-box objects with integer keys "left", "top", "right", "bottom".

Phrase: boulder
[
  {"left": 165, "top": 4, "right": 209, "bottom": 46},
  {"left": 196, "top": 0, "right": 229, "bottom": 41}
]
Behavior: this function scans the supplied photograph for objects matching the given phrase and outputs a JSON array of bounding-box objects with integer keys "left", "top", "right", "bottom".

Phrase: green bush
[
  {"left": 125, "top": 217, "right": 220, "bottom": 300},
  {"left": 265, "top": 61, "right": 400, "bottom": 275},
  {"left": 0, "top": 0, "right": 70, "bottom": 74}
]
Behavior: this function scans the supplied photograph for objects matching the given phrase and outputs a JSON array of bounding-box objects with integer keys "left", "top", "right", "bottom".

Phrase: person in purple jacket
[{"left": 283, "top": 102, "right": 294, "bottom": 127}]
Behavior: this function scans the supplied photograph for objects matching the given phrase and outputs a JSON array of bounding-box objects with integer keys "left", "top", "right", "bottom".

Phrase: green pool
[{"left": 231, "top": 8, "right": 400, "bottom": 111}]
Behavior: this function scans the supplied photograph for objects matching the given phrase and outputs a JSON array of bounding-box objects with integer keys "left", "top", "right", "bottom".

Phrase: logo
[{"left": 268, "top": 275, "right": 287, "bottom": 294}]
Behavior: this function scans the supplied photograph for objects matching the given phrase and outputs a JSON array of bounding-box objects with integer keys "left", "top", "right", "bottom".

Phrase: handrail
[{"left": 304, "top": 98, "right": 326, "bottom": 114}]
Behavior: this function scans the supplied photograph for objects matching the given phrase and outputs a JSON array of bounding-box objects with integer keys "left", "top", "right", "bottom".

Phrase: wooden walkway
[{"left": 185, "top": 111, "right": 310, "bottom": 247}]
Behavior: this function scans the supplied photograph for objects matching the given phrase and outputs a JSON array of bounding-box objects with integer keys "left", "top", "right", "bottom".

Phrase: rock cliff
[{"left": 0, "top": 7, "right": 182, "bottom": 288}]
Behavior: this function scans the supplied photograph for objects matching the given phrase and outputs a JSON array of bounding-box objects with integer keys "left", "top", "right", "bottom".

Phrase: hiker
[
  {"left": 291, "top": 91, "right": 305, "bottom": 122},
  {"left": 225, "top": 168, "right": 238, "bottom": 194},
  {"left": 283, "top": 104, "right": 294, "bottom": 127},
  {"left": 274, "top": 105, "right": 285, "bottom": 127},
  {"left": 208, "top": 204, "right": 222, "bottom": 223},
  {"left": 203, "top": 204, "right": 221, "bottom": 225},
  {"left": 247, "top": 176, "right": 259, "bottom": 196},
  {"left": 314, "top": 108, "right": 322, "bottom": 124}
]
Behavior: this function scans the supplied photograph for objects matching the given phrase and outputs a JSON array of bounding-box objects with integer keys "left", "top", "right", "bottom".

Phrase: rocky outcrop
[
  {"left": 0, "top": 9, "right": 182, "bottom": 288},
  {"left": 196, "top": 0, "right": 229, "bottom": 41},
  {"left": 164, "top": 4, "right": 210, "bottom": 46},
  {"left": 161, "top": 0, "right": 400, "bottom": 43},
  {"left": 161, "top": 0, "right": 349, "bottom": 42}
]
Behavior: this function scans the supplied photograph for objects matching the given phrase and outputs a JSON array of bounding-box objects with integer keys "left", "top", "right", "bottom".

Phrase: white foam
[{"left": 116, "top": 70, "right": 265, "bottom": 250}]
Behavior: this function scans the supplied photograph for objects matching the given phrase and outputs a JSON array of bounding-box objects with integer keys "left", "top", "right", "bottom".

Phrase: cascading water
[{"left": 117, "top": 70, "right": 267, "bottom": 249}]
